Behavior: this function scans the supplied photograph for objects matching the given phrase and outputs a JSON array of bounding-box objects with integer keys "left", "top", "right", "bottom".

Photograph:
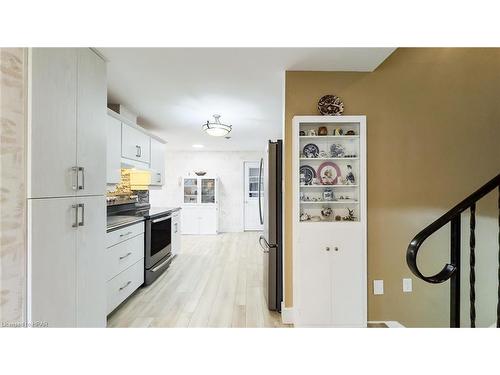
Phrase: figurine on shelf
[
  {"left": 345, "top": 130, "right": 356, "bottom": 136},
  {"left": 343, "top": 208, "right": 356, "bottom": 221},
  {"left": 334, "top": 215, "right": 342, "bottom": 221},
  {"left": 334, "top": 128, "right": 343, "bottom": 136},
  {"left": 321, "top": 207, "right": 333, "bottom": 219},
  {"left": 323, "top": 188, "right": 335, "bottom": 201},
  {"left": 300, "top": 213, "right": 311, "bottom": 221},
  {"left": 307, "top": 129, "right": 317, "bottom": 136},
  {"left": 336, "top": 176, "right": 346, "bottom": 185},
  {"left": 319, "top": 150, "right": 329, "bottom": 158},
  {"left": 299, "top": 130, "right": 305, "bottom": 136},
  {"left": 318, "top": 126, "right": 328, "bottom": 136},
  {"left": 346, "top": 165, "right": 355, "bottom": 184},
  {"left": 330, "top": 144, "right": 345, "bottom": 158}
]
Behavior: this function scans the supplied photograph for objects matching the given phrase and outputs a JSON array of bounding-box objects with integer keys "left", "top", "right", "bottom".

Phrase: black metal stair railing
[{"left": 406, "top": 173, "right": 500, "bottom": 328}]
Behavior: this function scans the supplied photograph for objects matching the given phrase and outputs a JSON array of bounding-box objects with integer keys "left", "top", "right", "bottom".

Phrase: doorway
[{"left": 243, "top": 161, "right": 263, "bottom": 231}]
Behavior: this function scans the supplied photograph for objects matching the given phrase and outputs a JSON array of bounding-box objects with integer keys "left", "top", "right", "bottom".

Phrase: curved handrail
[{"left": 406, "top": 174, "right": 500, "bottom": 284}]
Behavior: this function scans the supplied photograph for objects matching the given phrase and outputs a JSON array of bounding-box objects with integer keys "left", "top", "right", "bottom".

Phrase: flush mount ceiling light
[{"left": 202, "top": 114, "right": 232, "bottom": 137}]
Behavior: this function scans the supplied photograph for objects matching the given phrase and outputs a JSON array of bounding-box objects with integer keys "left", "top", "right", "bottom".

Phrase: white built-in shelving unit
[{"left": 292, "top": 115, "right": 367, "bottom": 328}]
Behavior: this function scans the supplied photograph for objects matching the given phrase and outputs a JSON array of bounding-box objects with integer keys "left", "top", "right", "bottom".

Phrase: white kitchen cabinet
[
  {"left": 29, "top": 196, "right": 106, "bottom": 327},
  {"left": 75, "top": 195, "right": 106, "bottom": 327},
  {"left": 29, "top": 48, "right": 77, "bottom": 198},
  {"left": 150, "top": 138, "right": 165, "bottom": 185},
  {"left": 292, "top": 116, "right": 367, "bottom": 328},
  {"left": 121, "top": 123, "right": 151, "bottom": 164},
  {"left": 76, "top": 48, "right": 107, "bottom": 196},
  {"left": 106, "top": 115, "right": 122, "bottom": 184},
  {"left": 171, "top": 211, "right": 181, "bottom": 255},
  {"left": 29, "top": 48, "right": 106, "bottom": 198},
  {"left": 28, "top": 48, "right": 107, "bottom": 328},
  {"left": 181, "top": 177, "right": 219, "bottom": 234},
  {"left": 106, "top": 259, "right": 144, "bottom": 315}
]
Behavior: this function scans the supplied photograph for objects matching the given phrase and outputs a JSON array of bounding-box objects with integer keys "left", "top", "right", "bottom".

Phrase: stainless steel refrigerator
[{"left": 258, "top": 140, "right": 283, "bottom": 312}]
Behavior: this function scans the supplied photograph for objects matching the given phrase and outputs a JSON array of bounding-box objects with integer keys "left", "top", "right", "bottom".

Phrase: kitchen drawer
[
  {"left": 106, "top": 259, "right": 144, "bottom": 315},
  {"left": 106, "top": 221, "right": 144, "bottom": 248},
  {"left": 105, "top": 233, "right": 144, "bottom": 281}
]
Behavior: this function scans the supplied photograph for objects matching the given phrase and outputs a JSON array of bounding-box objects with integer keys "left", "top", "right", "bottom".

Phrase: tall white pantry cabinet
[
  {"left": 27, "top": 48, "right": 107, "bottom": 327},
  {"left": 292, "top": 116, "right": 367, "bottom": 327}
]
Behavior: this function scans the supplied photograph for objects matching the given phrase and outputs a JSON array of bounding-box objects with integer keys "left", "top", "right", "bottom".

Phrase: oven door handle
[{"left": 152, "top": 215, "right": 172, "bottom": 224}]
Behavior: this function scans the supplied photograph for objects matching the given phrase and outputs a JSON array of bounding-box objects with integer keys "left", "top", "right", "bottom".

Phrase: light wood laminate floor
[{"left": 107, "top": 232, "right": 290, "bottom": 328}]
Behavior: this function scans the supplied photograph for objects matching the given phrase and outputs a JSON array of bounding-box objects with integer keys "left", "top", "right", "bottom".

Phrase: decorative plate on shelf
[
  {"left": 317, "top": 162, "right": 341, "bottom": 185},
  {"left": 317, "top": 95, "right": 344, "bottom": 116},
  {"left": 299, "top": 165, "right": 316, "bottom": 185},
  {"left": 303, "top": 143, "right": 319, "bottom": 158}
]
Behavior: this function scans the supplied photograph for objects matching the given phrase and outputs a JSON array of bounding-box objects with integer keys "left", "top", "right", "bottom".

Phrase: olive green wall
[{"left": 284, "top": 48, "right": 500, "bottom": 327}]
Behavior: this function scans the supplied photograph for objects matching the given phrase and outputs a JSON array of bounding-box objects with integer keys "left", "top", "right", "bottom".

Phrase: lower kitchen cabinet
[
  {"left": 171, "top": 211, "right": 181, "bottom": 255},
  {"left": 106, "top": 259, "right": 144, "bottom": 315},
  {"left": 29, "top": 196, "right": 106, "bottom": 327},
  {"left": 105, "top": 221, "right": 145, "bottom": 315},
  {"left": 181, "top": 206, "right": 218, "bottom": 235}
]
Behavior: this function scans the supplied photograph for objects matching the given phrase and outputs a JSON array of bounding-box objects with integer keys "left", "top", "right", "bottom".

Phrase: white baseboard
[{"left": 281, "top": 302, "right": 294, "bottom": 324}]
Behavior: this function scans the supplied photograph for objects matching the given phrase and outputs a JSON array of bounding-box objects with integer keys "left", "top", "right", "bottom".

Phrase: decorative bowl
[{"left": 195, "top": 171, "right": 207, "bottom": 176}]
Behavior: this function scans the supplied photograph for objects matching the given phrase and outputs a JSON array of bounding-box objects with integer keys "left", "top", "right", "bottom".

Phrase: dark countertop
[
  {"left": 106, "top": 207, "right": 181, "bottom": 231},
  {"left": 106, "top": 215, "right": 145, "bottom": 232}
]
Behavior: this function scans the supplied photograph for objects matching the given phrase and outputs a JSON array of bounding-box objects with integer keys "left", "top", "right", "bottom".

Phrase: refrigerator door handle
[
  {"left": 259, "top": 235, "right": 276, "bottom": 254},
  {"left": 258, "top": 157, "right": 264, "bottom": 225}
]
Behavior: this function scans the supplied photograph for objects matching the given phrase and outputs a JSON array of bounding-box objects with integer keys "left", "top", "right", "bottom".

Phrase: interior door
[
  {"left": 331, "top": 225, "right": 366, "bottom": 327},
  {"left": 29, "top": 197, "right": 77, "bottom": 327},
  {"left": 29, "top": 48, "right": 77, "bottom": 198},
  {"left": 76, "top": 48, "right": 107, "bottom": 196},
  {"left": 244, "top": 161, "right": 263, "bottom": 231},
  {"left": 75, "top": 195, "right": 106, "bottom": 327}
]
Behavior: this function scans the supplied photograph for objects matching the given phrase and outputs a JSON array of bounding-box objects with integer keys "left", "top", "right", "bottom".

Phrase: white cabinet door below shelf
[
  {"left": 295, "top": 224, "right": 332, "bottom": 327},
  {"left": 331, "top": 225, "right": 365, "bottom": 327},
  {"left": 198, "top": 208, "right": 217, "bottom": 234}
]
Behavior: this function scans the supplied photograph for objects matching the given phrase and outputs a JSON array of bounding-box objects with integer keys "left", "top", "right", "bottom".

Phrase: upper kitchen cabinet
[
  {"left": 121, "top": 123, "right": 150, "bottom": 165},
  {"left": 76, "top": 48, "right": 107, "bottom": 196},
  {"left": 29, "top": 48, "right": 107, "bottom": 198},
  {"left": 106, "top": 115, "right": 122, "bottom": 184},
  {"left": 150, "top": 138, "right": 166, "bottom": 185},
  {"left": 29, "top": 48, "right": 77, "bottom": 198}
]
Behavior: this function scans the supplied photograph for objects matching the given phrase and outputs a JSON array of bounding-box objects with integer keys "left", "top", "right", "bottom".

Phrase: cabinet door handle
[
  {"left": 136, "top": 145, "right": 141, "bottom": 157},
  {"left": 120, "top": 231, "right": 133, "bottom": 237},
  {"left": 174, "top": 223, "right": 178, "bottom": 233},
  {"left": 72, "top": 204, "right": 79, "bottom": 228},
  {"left": 78, "top": 203, "right": 85, "bottom": 226},
  {"left": 119, "top": 252, "right": 132, "bottom": 260},
  {"left": 72, "top": 166, "right": 79, "bottom": 190},
  {"left": 78, "top": 167, "right": 85, "bottom": 190},
  {"left": 119, "top": 281, "right": 132, "bottom": 291}
]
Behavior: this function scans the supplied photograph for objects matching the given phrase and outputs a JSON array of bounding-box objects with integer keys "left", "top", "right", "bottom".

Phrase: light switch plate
[
  {"left": 373, "top": 280, "right": 384, "bottom": 295},
  {"left": 403, "top": 278, "right": 412, "bottom": 292}
]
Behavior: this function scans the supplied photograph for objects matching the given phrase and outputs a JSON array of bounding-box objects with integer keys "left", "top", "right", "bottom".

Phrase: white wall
[{"left": 149, "top": 150, "right": 264, "bottom": 232}]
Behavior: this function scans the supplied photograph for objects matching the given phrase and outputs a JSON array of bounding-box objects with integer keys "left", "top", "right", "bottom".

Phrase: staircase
[{"left": 406, "top": 173, "right": 500, "bottom": 328}]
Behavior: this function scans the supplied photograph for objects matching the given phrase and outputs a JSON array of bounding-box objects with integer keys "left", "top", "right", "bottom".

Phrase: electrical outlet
[
  {"left": 373, "top": 280, "right": 384, "bottom": 295},
  {"left": 403, "top": 278, "right": 412, "bottom": 293}
]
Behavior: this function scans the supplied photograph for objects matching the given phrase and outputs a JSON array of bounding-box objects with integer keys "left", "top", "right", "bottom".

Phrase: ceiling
[{"left": 98, "top": 48, "right": 395, "bottom": 151}]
